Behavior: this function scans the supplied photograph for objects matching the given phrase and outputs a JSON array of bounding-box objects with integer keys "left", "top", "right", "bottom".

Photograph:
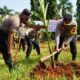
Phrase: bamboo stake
[{"left": 13, "top": 37, "right": 21, "bottom": 64}]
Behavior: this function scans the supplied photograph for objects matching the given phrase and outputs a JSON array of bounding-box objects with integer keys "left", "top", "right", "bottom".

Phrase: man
[
  {"left": 18, "top": 23, "right": 26, "bottom": 52},
  {"left": 25, "top": 28, "right": 40, "bottom": 58},
  {"left": 54, "top": 14, "right": 77, "bottom": 62},
  {"left": 0, "top": 9, "right": 45, "bottom": 72}
]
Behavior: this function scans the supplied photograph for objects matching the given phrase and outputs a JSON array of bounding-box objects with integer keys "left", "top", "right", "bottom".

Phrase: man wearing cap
[
  {"left": 0, "top": 9, "right": 45, "bottom": 72},
  {"left": 54, "top": 14, "right": 77, "bottom": 62}
]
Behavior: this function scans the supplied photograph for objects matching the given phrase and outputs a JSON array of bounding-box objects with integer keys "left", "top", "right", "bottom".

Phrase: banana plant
[{"left": 39, "top": 0, "right": 54, "bottom": 66}]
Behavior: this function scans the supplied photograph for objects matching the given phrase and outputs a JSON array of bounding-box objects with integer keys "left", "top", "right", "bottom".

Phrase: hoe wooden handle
[{"left": 40, "top": 49, "right": 62, "bottom": 62}]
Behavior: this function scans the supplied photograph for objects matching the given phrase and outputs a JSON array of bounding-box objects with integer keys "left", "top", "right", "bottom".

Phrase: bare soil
[{"left": 30, "top": 61, "right": 80, "bottom": 80}]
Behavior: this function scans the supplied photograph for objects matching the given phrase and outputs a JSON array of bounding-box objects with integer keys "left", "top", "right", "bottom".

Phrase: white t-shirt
[{"left": 18, "top": 25, "right": 26, "bottom": 39}]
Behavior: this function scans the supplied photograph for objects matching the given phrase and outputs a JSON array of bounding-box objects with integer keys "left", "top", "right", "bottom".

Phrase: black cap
[
  {"left": 63, "top": 14, "right": 72, "bottom": 21},
  {"left": 22, "top": 9, "right": 31, "bottom": 16}
]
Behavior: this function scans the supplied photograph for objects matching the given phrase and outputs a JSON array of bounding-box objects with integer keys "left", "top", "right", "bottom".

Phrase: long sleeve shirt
[{"left": 55, "top": 19, "right": 77, "bottom": 48}]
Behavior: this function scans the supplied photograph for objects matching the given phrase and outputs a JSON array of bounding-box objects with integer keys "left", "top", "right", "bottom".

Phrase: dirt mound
[{"left": 30, "top": 62, "right": 80, "bottom": 79}]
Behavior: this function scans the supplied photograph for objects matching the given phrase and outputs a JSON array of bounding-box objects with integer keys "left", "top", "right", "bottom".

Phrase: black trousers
[
  {"left": 19, "top": 38, "right": 25, "bottom": 52},
  {"left": 0, "top": 30, "right": 14, "bottom": 71},
  {"left": 25, "top": 36, "right": 40, "bottom": 58},
  {"left": 54, "top": 36, "right": 77, "bottom": 61}
]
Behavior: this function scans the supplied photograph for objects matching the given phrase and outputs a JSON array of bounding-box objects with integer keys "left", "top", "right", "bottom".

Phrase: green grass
[{"left": 0, "top": 41, "right": 80, "bottom": 80}]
